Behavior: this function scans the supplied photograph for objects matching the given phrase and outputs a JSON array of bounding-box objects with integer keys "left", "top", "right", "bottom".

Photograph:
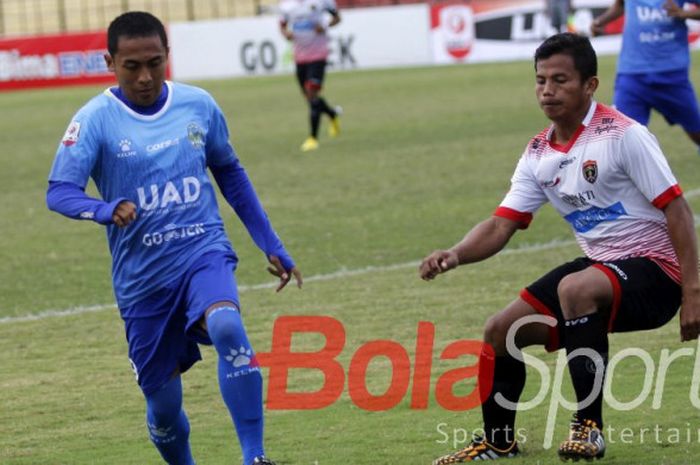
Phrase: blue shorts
[
  {"left": 614, "top": 70, "right": 700, "bottom": 133},
  {"left": 121, "top": 250, "right": 239, "bottom": 395}
]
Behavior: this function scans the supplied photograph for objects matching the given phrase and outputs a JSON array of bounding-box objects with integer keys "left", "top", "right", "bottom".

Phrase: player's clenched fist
[
  {"left": 419, "top": 249, "right": 459, "bottom": 281},
  {"left": 112, "top": 200, "right": 137, "bottom": 228}
]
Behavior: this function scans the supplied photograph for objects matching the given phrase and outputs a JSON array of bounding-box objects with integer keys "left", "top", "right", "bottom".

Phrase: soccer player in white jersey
[
  {"left": 420, "top": 33, "right": 700, "bottom": 462},
  {"left": 279, "top": 0, "right": 342, "bottom": 152},
  {"left": 46, "top": 12, "right": 301, "bottom": 465}
]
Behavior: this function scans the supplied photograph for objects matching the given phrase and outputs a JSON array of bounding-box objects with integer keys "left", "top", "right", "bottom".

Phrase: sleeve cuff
[
  {"left": 269, "top": 246, "right": 295, "bottom": 271},
  {"left": 652, "top": 184, "right": 682, "bottom": 209},
  {"left": 493, "top": 206, "right": 533, "bottom": 229},
  {"left": 95, "top": 197, "right": 128, "bottom": 225}
]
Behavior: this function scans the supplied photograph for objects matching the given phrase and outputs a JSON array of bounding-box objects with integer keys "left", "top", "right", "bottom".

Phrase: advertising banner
[
  {"left": 169, "top": 4, "right": 431, "bottom": 81},
  {"left": 0, "top": 32, "right": 115, "bottom": 91},
  {"left": 430, "top": 0, "right": 700, "bottom": 64}
]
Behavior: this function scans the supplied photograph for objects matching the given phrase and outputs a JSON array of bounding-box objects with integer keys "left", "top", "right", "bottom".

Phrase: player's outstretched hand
[
  {"left": 267, "top": 254, "right": 303, "bottom": 292},
  {"left": 680, "top": 291, "right": 700, "bottom": 341},
  {"left": 419, "top": 249, "right": 459, "bottom": 281},
  {"left": 113, "top": 201, "right": 137, "bottom": 228}
]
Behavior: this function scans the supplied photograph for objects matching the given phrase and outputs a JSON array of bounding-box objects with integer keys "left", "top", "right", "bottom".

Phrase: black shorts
[
  {"left": 521, "top": 257, "right": 681, "bottom": 352},
  {"left": 296, "top": 60, "right": 327, "bottom": 91}
]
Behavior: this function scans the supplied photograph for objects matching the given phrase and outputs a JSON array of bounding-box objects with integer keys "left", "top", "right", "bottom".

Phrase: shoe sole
[{"left": 558, "top": 450, "right": 605, "bottom": 462}]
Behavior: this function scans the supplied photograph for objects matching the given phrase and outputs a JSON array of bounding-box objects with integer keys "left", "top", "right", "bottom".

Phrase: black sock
[
  {"left": 563, "top": 312, "right": 608, "bottom": 427},
  {"left": 481, "top": 353, "right": 526, "bottom": 448},
  {"left": 317, "top": 97, "right": 336, "bottom": 118},
  {"left": 309, "top": 98, "right": 322, "bottom": 138}
]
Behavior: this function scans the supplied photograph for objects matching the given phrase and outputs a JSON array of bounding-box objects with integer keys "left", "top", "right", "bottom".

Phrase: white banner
[
  {"left": 170, "top": 4, "right": 431, "bottom": 81},
  {"left": 170, "top": 0, "right": 700, "bottom": 81}
]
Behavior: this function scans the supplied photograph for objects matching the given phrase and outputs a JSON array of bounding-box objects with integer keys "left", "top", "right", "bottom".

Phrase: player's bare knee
[
  {"left": 483, "top": 314, "right": 510, "bottom": 355},
  {"left": 557, "top": 274, "right": 597, "bottom": 319}
]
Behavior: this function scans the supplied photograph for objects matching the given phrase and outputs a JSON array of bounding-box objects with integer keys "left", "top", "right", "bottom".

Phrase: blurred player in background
[
  {"left": 592, "top": 0, "right": 700, "bottom": 152},
  {"left": 421, "top": 33, "right": 700, "bottom": 463},
  {"left": 46, "top": 11, "right": 302, "bottom": 465},
  {"left": 546, "top": 0, "right": 572, "bottom": 33},
  {"left": 279, "top": 0, "right": 342, "bottom": 152}
]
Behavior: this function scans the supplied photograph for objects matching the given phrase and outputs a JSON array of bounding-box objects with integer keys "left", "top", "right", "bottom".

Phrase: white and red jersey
[
  {"left": 496, "top": 102, "right": 682, "bottom": 282},
  {"left": 280, "top": 0, "right": 337, "bottom": 64}
]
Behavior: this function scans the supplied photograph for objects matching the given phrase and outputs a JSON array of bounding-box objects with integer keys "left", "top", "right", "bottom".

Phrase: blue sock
[
  {"left": 145, "top": 376, "right": 195, "bottom": 465},
  {"left": 207, "top": 307, "right": 265, "bottom": 465}
]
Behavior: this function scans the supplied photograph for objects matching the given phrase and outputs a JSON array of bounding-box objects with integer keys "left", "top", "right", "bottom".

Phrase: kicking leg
[{"left": 203, "top": 303, "right": 267, "bottom": 465}]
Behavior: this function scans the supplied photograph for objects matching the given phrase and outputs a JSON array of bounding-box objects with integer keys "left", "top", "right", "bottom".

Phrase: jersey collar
[
  {"left": 547, "top": 101, "right": 597, "bottom": 153},
  {"left": 104, "top": 81, "right": 173, "bottom": 121}
]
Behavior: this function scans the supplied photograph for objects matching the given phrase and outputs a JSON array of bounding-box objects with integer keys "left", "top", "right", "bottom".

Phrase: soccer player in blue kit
[
  {"left": 592, "top": 0, "right": 700, "bottom": 150},
  {"left": 46, "top": 11, "right": 301, "bottom": 465}
]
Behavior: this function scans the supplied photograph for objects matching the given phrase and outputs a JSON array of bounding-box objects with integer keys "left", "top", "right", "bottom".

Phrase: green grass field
[{"left": 2, "top": 54, "right": 700, "bottom": 465}]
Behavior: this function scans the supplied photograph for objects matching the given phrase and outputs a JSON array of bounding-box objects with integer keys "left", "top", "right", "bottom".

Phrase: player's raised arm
[
  {"left": 279, "top": 18, "right": 293, "bottom": 40},
  {"left": 665, "top": 0, "right": 700, "bottom": 20},
  {"left": 591, "top": 0, "right": 624, "bottom": 36},
  {"left": 419, "top": 215, "right": 521, "bottom": 280}
]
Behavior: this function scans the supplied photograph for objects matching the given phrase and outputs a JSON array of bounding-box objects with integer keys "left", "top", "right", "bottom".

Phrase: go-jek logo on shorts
[
  {"left": 137, "top": 176, "right": 201, "bottom": 211},
  {"left": 142, "top": 222, "right": 206, "bottom": 247}
]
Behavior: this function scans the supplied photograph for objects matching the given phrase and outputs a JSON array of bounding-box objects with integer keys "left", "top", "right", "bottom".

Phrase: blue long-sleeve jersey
[{"left": 47, "top": 81, "right": 293, "bottom": 309}]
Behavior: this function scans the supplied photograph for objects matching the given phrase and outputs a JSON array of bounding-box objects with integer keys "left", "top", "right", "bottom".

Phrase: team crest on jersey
[
  {"left": 582, "top": 160, "right": 598, "bottom": 184},
  {"left": 187, "top": 123, "right": 205, "bottom": 149},
  {"left": 61, "top": 121, "right": 81, "bottom": 146}
]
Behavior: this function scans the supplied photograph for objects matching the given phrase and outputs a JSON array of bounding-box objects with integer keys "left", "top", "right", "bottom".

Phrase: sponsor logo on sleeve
[{"left": 61, "top": 121, "right": 81, "bottom": 146}]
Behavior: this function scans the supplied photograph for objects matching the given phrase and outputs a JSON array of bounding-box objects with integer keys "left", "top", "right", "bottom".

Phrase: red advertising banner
[
  {"left": 430, "top": 0, "right": 699, "bottom": 65},
  {"left": 0, "top": 31, "right": 115, "bottom": 91}
]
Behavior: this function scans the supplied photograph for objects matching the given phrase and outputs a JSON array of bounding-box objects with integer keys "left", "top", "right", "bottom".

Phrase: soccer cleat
[
  {"left": 251, "top": 456, "right": 276, "bottom": 465},
  {"left": 558, "top": 416, "right": 606, "bottom": 462},
  {"left": 432, "top": 437, "right": 520, "bottom": 464},
  {"left": 328, "top": 105, "right": 342, "bottom": 137},
  {"left": 300, "top": 136, "right": 319, "bottom": 152}
]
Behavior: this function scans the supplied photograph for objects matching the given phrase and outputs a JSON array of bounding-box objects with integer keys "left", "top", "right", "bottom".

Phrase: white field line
[
  {"left": 0, "top": 238, "right": 577, "bottom": 325},
  {"left": 4, "top": 188, "right": 700, "bottom": 325},
  {"left": 685, "top": 188, "right": 700, "bottom": 199}
]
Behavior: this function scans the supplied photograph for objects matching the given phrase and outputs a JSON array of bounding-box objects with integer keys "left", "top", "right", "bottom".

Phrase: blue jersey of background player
[
  {"left": 593, "top": 0, "right": 700, "bottom": 150},
  {"left": 46, "top": 11, "right": 302, "bottom": 465}
]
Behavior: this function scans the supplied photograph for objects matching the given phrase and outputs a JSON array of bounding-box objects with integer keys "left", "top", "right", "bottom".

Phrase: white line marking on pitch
[{"left": 0, "top": 238, "right": 577, "bottom": 325}]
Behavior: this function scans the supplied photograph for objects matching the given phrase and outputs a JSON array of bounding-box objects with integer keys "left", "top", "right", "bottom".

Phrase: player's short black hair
[
  {"left": 534, "top": 33, "right": 597, "bottom": 82},
  {"left": 107, "top": 11, "right": 168, "bottom": 56}
]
